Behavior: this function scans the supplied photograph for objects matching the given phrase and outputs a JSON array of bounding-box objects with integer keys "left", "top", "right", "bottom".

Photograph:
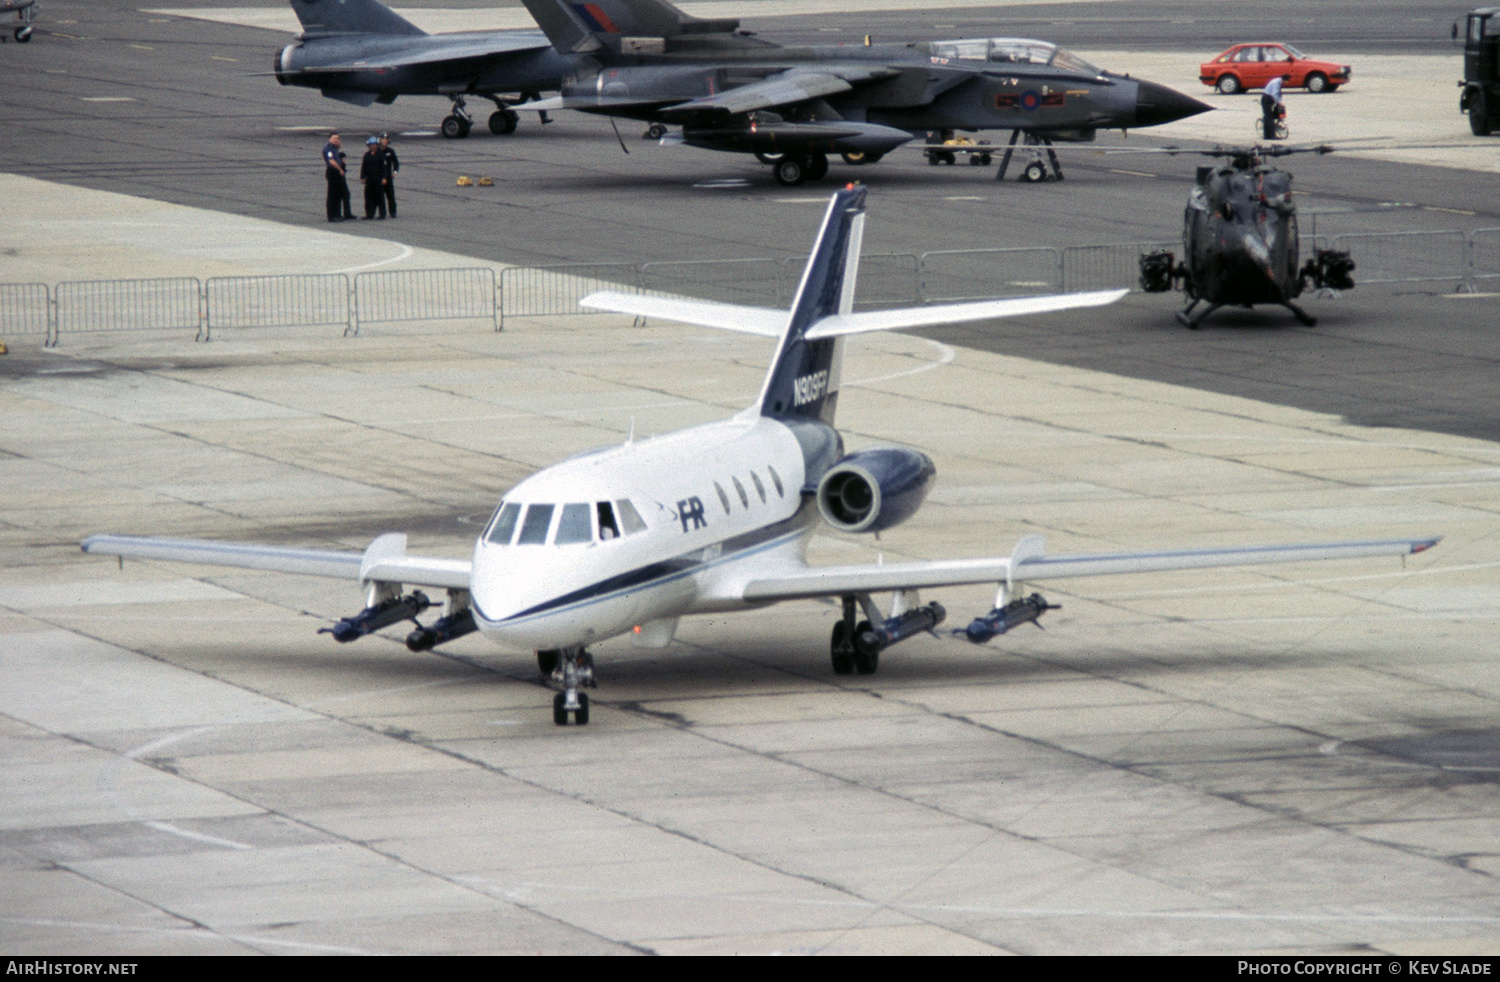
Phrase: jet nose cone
[{"left": 1134, "top": 79, "right": 1213, "bottom": 127}]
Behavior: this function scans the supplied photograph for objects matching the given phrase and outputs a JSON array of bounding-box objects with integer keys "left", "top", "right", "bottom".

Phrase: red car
[{"left": 1199, "top": 43, "right": 1351, "bottom": 95}]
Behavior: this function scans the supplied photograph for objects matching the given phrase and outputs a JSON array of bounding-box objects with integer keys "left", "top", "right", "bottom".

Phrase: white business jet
[{"left": 83, "top": 186, "right": 1437, "bottom": 726}]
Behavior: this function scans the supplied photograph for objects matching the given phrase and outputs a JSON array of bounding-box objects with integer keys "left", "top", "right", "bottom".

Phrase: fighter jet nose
[{"left": 1134, "top": 79, "right": 1213, "bottom": 127}]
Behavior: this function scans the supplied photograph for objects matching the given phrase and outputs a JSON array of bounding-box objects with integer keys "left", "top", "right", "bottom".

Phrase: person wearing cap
[
  {"left": 322, "top": 133, "right": 354, "bottom": 222},
  {"left": 377, "top": 133, "right": 400, "bottom": 219},
  {"left": 359, "top": 136, "right": 387, "bottom": 219}
]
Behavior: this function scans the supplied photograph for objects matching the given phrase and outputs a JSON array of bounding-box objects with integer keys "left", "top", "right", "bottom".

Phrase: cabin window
[
  {"left": 484, "top": 502, "right": 521, "bottom": 545},
  {"left": 597, "top": 501, "right": 620, "bottom": 540},
  {"left": 732, "top": 476, "right": 750, "bottom": 508},
  {"left": 750, "top": 471, "right": 767, "bottom": 503},
  {"left": 555, "top": 503, "right": 593, "bottom": 545},
  {"left": 517, "top": 503, "right": 554, "bottom": 545},
  {"left": 767, "top": 465, "right": 785, "bottom": 498},
  {"left": 714, "top": 482, "right": 732, "bottom": 515},
  {"left": 616, "top": 498, "right": 648, "bottom": 534}
]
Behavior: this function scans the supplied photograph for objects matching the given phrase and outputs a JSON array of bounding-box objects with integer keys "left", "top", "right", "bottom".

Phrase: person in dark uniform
[
  {"left": 322, "top": 133, "right": 354, "bottom": 221},
  {"left": 359, "top": 136, "right": 386, "bottom": 219},
  {"left": 377, "top": 133, "right": 400, "bottom": 218}
]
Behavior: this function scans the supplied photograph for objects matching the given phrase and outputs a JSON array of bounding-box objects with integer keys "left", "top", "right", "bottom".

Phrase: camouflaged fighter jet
[
  {"left": 272, "top": 0, "right": 590, "bottom": 137},
  {"left": 517, "top": 0, "right": 1212, "bottom": 185},
  {"left": 2, "top": 0, "right": 37, "bottom": 43}
]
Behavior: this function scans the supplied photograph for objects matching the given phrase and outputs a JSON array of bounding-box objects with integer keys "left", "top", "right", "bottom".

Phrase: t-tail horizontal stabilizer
[{"left": 581, "top": 187, "right": 1125, "bottom": 425}]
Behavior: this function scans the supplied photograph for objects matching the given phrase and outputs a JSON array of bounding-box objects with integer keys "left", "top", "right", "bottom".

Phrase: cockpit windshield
[
  {"left": 931, "top": 37, "right": 1100, "bottom": 75},
  {"left": 482, "top": 497, "right": 649, "bottom": 546}
]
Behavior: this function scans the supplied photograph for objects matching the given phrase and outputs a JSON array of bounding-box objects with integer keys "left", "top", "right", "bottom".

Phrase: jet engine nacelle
[{"left": 816, "top": 446, "right": 934, "bottom": 534}]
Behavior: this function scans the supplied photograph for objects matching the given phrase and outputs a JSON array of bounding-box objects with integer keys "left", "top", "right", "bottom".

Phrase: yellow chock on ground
[
  {"left": 0, "top": 341, "right": 8, "bottom": 355},
  {"left": 477, "top": 176, "right": 494, "bottom": 186},
  {"left": 456, "top": 175, "right": 473, "bottom": 186}
]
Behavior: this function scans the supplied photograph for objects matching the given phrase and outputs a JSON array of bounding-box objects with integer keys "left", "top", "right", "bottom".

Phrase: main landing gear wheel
[
  {"left": 774, "top": 156, "right": 807, "bottom": 186},
  {"left": 830, "top": 621, "right": 855, "bottom": 675},
  {"left": 1216, "top": 75, "right": 1241, "bottom": 95},
  {"left": 804, "top": 153, "right": 829, "bottom": 181},
  {"left": 441, "top": 114, "right": 471, "bottom": 139},
  {"left": 554, "top": 691, "right": 589, "bottom": 726},
  {"left": 489, "top": 109, "right": 518, "bottom": 135},
  {"left": 16, "top": 26, "right": 32, "bottom": 42},
  {"left": 644, "top": 123, "right": 668, "bottom": 139},
  {"left": 1021, "top": 160, "right": 1048, "bottom": 183},
  {"left": 851, "top": 621, "right": 880, "bottom": 675}
]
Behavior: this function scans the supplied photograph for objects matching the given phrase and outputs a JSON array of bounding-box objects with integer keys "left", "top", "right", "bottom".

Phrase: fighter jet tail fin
[
  {"left": 519, "top": 0, "right": 737, "bottom": 52},
  {"left": 289, "top": 0, "right": 426, "bottom": 38}
]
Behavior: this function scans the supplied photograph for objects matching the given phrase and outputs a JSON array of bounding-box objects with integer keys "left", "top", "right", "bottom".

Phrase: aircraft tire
[
  {"left": 1216, "top": 75, "right": 1241, "bottom": 95},
  {"left": 830, "top": 622, "right": 854, "bottom": 675},
  {"left": 489, "top": 110, "right": 518, "bottom": 135},
  {"left": 1023, "top": 160, "right": 1047, "bottom": 183},
  {"left": 1305, "top": 72, "right": 1329, "bottom": 94},
  {"left": 16, "top": 27, "right": 32, "bottom": 42},
  {"left": 841, "top": 151, "right": 883, "bottom": 165},
  {"left": 553, "top": 692, "right": 568, "bottom": 725},
  {"left": 645, "top": 123, "right": 667, "bottom": 139},
  {"left": 755, "top": 151, "right": 784, "bottom": 164},
  {"left": 851, "top": 621, "right": 879, "bottom": 675},
  {"left": 805, "top": 153, "right": 829, "bottom": 181},
  {"left": 574, "top": 692, "right": 589, "bottom": 725},
  {"left": 441, "top": 115, "right": 468, "bottom": 139},
  {"left": 773, "top": 157, "right": 806, "bottom": 186}
]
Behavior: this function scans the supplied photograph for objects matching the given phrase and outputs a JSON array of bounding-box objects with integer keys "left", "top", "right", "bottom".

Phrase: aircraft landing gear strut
[
  {"left": 545, "top": 647, "right": 595, "bottom": 725},
  {"left": 996, "top": 131, "right": 1063, "bottom": 182},
  {"left": 442, "top": 95, "right": 473, "bottom": 139},
  {"left": 830, "top": 592, "right": 945, "bottom": 675}
]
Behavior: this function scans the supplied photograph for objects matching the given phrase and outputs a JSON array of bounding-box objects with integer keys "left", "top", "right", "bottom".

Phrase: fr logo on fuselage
[{"left": 676, "top": 496, "right": 707, "bottom": 533}]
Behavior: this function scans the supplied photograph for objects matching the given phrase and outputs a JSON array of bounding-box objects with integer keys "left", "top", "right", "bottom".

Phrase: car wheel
[
  {"left": 1472, "top": 90, "right": 1493, "bottom": 136},
  {"left": 1216, "top": 75, "right": 1241, "bottom": 95},
  {"left": 1305, "top": 72, "right": 1328, "bottom": 93}
]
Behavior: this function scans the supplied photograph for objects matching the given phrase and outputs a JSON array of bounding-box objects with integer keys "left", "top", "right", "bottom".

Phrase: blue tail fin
[
  {"left": 290, "top": 0, "right": 425, "bottom": 37},
  {"left": 756, "top": 185, "right": 867, "bottom": 424}
]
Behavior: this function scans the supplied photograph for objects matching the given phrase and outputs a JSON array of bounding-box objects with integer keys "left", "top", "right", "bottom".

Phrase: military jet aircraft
[
  {"left": 272, "top": 0, "right": 590, "bottom": 137},
  {"left": 83, "top": 187, "right": 1435, "bottom": 726},
  {"left": 516, "top": 0, "right": 1211, "bottom": 185},
  {"left": 2, "top": 0, "right": 37, "bottom": 43}
]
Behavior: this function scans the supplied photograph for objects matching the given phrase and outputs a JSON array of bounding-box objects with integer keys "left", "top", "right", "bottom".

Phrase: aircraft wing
[
  {"left": 291, "top": 31, "right": 553, "bottom": 73},
  {"left": 657, "top": 70, "right": 860, "bottom": 118},
  {"left": 805, "top": 290, "right": 1127, "bottom": 338},
  {"left": 740, "top": 537, "right": 1439, "bottom": 602},
  {"left": 80, "top": 533, "right": 471, "bottom": 590},
  {"left": 581, "top": 291, "right": 786, "bottom": 336}
]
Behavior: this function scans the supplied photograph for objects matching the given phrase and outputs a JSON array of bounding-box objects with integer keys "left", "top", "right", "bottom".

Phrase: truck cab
[{"left": 1458, "top": 7, "right": 1500, "bottom": 134}]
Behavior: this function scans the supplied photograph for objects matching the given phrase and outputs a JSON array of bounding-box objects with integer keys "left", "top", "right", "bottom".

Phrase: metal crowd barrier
[
  {"left": 498, "top": 262, "right": 640, "bottom": 328},
  {"left": 0, "top": 283, "right": 53, "bottom": 345},
  {"left": 205, "top": 274, "right": 350, "bottom": 341},
  {"left": 54, "top": 277, "right": 202, "bottom": 342},
  {"left": 1331, "top": 231, "right": 1468, "bottom": 287},
  {"left": 642, "top": 258, "right": 785, "bottom": 307},
  {"left": 920, "top": 248, "right": 1061, "bottom": 301},
  {"left": 12, "top": 229, "right": 1500, "bottom": 346},
  {"left": 355, "top": 267, "right": 497, "bottom": 335}
]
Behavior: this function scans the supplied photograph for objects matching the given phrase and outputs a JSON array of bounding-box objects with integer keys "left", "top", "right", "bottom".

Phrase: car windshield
[
  {"left": 932, "top": 38, "right": 1098, "bottom": 75},
  {"left": 1281, "top": 43, "right": 1307, "bottom": 59}
]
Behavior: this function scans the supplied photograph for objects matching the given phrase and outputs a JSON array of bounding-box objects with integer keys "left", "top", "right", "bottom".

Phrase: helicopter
[{"left": 1139, "top": 144, "right": 1354, "bottom": 329}]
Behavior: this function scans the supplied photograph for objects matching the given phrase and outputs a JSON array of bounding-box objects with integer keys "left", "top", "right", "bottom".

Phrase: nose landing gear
[{"left": 544, "top": 648, "right": 595, "bottom": 725}]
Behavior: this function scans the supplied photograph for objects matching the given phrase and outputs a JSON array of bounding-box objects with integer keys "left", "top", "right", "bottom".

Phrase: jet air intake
[{"left": 817, "top": 446, "right": 934, "bottom": 533}]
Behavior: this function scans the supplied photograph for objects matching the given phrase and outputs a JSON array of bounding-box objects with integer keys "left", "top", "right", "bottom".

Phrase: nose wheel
[
  {"left": 545, "top": 648, "right": 595, "bottom": 725},
  {"left": 442, "top": 95, "right": 474, "bottom": 138}
]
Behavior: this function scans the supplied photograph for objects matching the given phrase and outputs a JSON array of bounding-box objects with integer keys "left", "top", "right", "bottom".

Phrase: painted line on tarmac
[{"left": 329, "top": 242, "right": 415, "bottom": 275}]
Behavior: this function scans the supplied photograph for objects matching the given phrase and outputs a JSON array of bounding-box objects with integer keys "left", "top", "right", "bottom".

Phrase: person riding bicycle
[{"left": 1261, "top": 74, "right": 1290, "bottom": 140}]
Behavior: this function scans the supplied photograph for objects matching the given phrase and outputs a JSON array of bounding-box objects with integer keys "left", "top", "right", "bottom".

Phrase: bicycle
[{"left": 1255, "top": 102, "right": 1289, "bottom": 141}]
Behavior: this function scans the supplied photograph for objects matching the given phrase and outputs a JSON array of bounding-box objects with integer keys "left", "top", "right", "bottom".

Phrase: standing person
[
  {"left": 359, "top": 136, "right": 386, "bottom": 220},
  {"left": 322, "top": 133, "right": 354, "bottom": 221},
  {"left": 377, "top": 133, "right": 400, "bottom": 219},
  {"left": 1261, "top": 73, "right": 1288, "bottom": 140}
]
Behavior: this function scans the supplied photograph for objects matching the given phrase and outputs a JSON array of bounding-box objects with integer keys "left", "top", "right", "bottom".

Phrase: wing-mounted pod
[{"left": 817, "top": 446, "right": 935, "bottom": 534}]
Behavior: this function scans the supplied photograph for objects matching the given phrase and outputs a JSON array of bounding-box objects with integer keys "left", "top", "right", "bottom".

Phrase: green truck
[{"left": 1458, "top": 7, "right": 1500, "bottom": 134}]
